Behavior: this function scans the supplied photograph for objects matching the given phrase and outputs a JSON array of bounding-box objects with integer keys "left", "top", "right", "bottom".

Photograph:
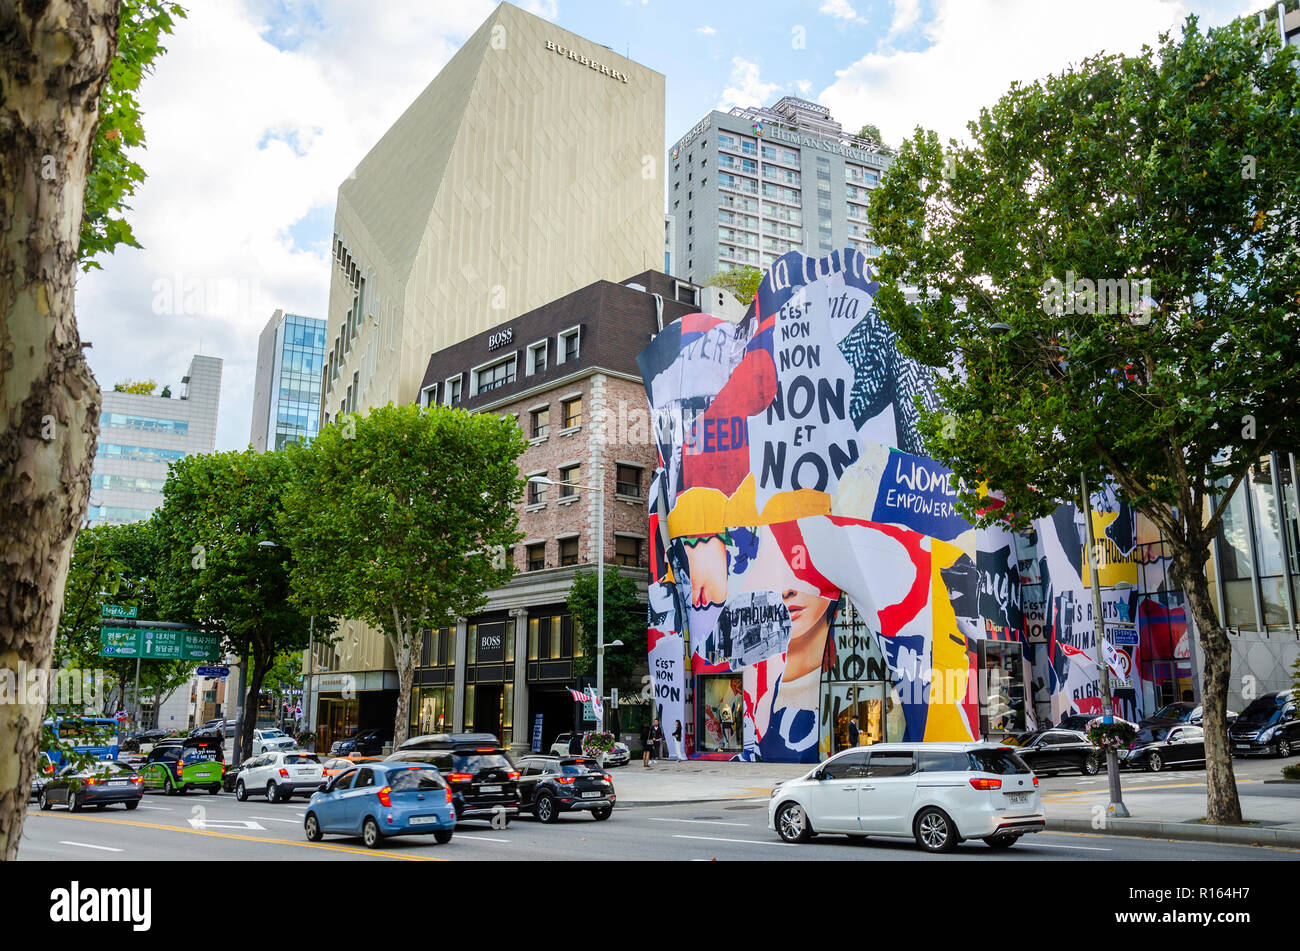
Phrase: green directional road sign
[
  {"left": 98, "top": 626, "right": 221, "bottom": 662},
  {"left": 101, "top": 604, "right": 138, "bottom": 619}
]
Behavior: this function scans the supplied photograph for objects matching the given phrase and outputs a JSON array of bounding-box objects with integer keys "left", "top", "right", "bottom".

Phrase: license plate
[
  {"left": 409, "top": 816, "right": 440, "bottom": 825},
  {"left": 581, "top": 791, "right": 602, "bottom": 798},
  {"left": 296, "top": 769, "right": 315, "bottom": 775},
  {"left": 1234, "top": 744, "right": 1250, "bottom": 750},
  {"left": 1007, "top": 793, "right": 1029, "bottom": 804},
  {"left": 479, "top": 785, "right": 501, "bottom": 793},
  {"left": 108, "top": 780, "right": 129, "bottom": 786}
]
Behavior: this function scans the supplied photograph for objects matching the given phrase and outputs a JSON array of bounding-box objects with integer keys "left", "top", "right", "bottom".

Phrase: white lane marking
[
  {"left": 250, "top": 816, "right": 302, "bottom": 824},
  {"left": 648, "top": 817, "right": 751, "bottom": 828},
  {"left": 136, "top": 804, "right": 171, "bottom": 810},
  {"left": 60, "top": 841, "right": 123, "bottom": 852},
  {"left": 457, "top": 835, "right": 511, "bottom": 843},
  {"left": 673, "top": 834, "right": 794, "bottom": 847},
  {"left": 1030, "top": 843, "right": 1112, "bottom": 852},
  {"left": 187, "top": 818, "right": 266, "bottom": 831}
]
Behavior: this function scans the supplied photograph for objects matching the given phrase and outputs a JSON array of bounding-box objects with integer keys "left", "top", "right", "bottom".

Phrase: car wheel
[
  {"left": 1081, "top": 754, "right": 1100, "bottom": 776},
  {"left": 434, "top": 829, "right": 453, "bottom": 844},
  {"left": 775, "top": 801, "right": 812, "bottom": 843},
  {"left": 235, "top": 780, "right": 247, "bottom": 802},
  {"left": 1277, "top": 738, "right": 1291, "bottom": 758},
  {"left": 266, "top": 781, "right": 279, "bottom": 803},
  {"left": 304, "top": 813, "right": 323, "bottom": 842},
  {"left": 125, "top": 800, "right": 139, "bottom": 811},
  {"left": 207, "top": 784, "right": 220, "bottom": 795},
  {"left": 536, "top": 794, "right": 558, "bottom": 824},
  {"left": 984, "top": 834, "right": 1021, "bottom": 850},
  {"left": 1147, "top": 751, "right": 1164, "bottom": 772},
  {"left": 914, "top": 807, "right": 958, "bottom": 853},
  {"left": 362, "top": 816, "right": 383, "bottom": 849},
  {"left": 163, "top": 776, "right": 176, "bottom": 796},
  {"left": 39, "top": 790, "right": 52, "bottom": 811},
  {"left": 593, "top": 806, "right": 613, "bottom": 821},
  {"left": 69, "top": 793, "right": 83, "bottom": 813}
]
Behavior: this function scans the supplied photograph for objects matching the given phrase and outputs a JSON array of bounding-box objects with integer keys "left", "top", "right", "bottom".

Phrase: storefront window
[
  {"left": 504, "top": 618, "right": 515, "bottom": 663},
  {"left": 415, "top": 686, "right": 452, "bottom": 735},
  {"left": 978, "top": 641, "right": 1027, "bottom": 737},
  {"left": 463, "top": 684, "right": 475, "bottom": 731},
  {"left": 467, "top": 624, "right": 478, "bottom": 664},
  {"left": 503, "top": 683, "right": 513, "bottom": 747},
  {"left": 528, "top": 618, "right": 539, "bottom": 660},
  {"left": 698, "top": 674, "right": 743, "bottom": 753},
  {"left": 550, "top": 616, "right": 563, "bottom": 660}
]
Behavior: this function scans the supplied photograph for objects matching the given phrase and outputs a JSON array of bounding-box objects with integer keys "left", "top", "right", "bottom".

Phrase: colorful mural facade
[{"left": 640, "top": 249, "right": 1036, "bottom": 762}]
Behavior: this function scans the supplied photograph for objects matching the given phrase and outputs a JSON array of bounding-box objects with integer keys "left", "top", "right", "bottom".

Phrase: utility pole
[{"left": 1081, "top": 470, "right": 1130, "bottom": 819}]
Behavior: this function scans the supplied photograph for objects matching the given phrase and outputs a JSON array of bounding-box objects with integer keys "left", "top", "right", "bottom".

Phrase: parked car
[
  {"left": 235, "top": 751, "right": 324, "bottom": 802},
  {"left": 140, "top": 743, "right": 224, "bottom": 795},
  {"left": 767, "top": 743, "right": 1044, "bottom": 853},
  {"left": 321, "top": 755, "right": 381, "bottom": 778},
  {"left": 387, "top": 733, "right": 519, "bottom": 823},
  {"left": 1188, "top": 705, "right": 1238, "bottom": 728},
  {"left": 30, "top": 752, "right": 56, "bottom": 800},
  {"left": 1120, "top": 725, "right": 1206, "bottom": 771},
  {"left": 515, "top": 755, "right": 615, "bottom": 822},
  {"left": 305, "top": 762, "right": 455, "bottom": 848},
  {"left": 253, "top": 728, "right": 296, "bottom": 753},
  {"left": 1006, "top": 729, "right": 1100, "bottom": 776},
  {"left": 549, "top": 732, "right": 631, "bottom": 767},
  {"left": 39, "top": 761, "right": 144, "bottom": 812},
  {"left": 335, "top": 728, "right": 392, "bottom": 757},
  {"left": 1052, "top": 714, "right": 1098, "bottom": 732},
  {"left": 223, "top": 754, "right": 258, "bottom": 793},
  {"left": 1228, "top": 690, "right": 1299, "bottom": 757},
  {"left": 1140, "top": 701, "right": 1197, "bottom": 729}
]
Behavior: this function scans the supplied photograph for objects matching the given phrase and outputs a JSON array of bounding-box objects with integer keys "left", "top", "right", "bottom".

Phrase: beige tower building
[{"left": 309, "top": 2, "right": 665, "bottom": 741}]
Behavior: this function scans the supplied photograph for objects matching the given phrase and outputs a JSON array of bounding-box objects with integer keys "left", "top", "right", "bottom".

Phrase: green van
[{"left": 141, "top": 740, "right": 224, "bottom": 794}]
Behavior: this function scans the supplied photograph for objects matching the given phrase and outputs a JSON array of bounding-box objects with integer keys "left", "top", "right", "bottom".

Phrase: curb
[{"left": 1047, "top": 816, "right": 1300, "bottom": 849}]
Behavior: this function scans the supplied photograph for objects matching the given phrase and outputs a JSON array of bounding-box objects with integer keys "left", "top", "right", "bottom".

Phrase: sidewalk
[{"left": 611, "top": 760, "right": 1300, "bottom": 849}]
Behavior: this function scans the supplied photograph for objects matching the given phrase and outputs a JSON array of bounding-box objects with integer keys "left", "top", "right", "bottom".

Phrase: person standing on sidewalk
[
  {"left": 848, "top": 715, "right": 860, "bottom": 748},
  {"left": 642, "top": 721, "right": 653, "bottom": 767},
  {"left": 645, "top": 718, "right": 665, "bottom": 766},
  {"left": 672, "top": 719, "right": 684, "bottom": 761}
]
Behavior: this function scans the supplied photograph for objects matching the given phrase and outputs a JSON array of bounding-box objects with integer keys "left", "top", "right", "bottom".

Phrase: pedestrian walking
[
  {"left": 643, "top": 718, "right": 664, "bottom": 766},
  {"left": 847, "top": 714, "right": 860, "bottom": 748},
  {"left": 672, "top": 719, "right": 684, "bottom": 761}
]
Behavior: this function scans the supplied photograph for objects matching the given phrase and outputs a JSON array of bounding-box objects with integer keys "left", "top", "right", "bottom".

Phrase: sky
[{"left": 75, "top": 0, "right": 1264, "bottom": 452}]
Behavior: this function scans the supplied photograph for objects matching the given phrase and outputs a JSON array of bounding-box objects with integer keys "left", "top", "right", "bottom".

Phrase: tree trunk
[
  {"left": 238, "top": 645, "right": 270, "bottom": 764},
  {"left": 392, "top": 622, "right": 422, "bottom": 748},
  {"left": 0, "top": 0, "right": 120, "bottom": 862},
  {"left": 1169, "top": 546, "right": 1243, "bottom": 825}
]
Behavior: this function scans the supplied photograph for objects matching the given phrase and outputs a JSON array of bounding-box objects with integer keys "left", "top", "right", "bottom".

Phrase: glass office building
[{"left": 249, "top": 310, "right": 326, "bottom": 451}]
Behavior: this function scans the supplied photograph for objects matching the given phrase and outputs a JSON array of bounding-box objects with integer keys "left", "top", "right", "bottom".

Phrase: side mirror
[
  {"left": 813, "top": 769, "right": 826, "bottom": 781},
  {"left": 318, "top": 781, "right": 329, "bottom": 793}
]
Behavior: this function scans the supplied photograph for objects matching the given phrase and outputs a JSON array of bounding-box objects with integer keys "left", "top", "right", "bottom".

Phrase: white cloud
[
  {"left": 696, "top": 25, "right": 717, "bottom": 35},
  {"left": 75, "top": 0, "right": 496, "bottom": 452},
  {"left": 886, "top": 0, "right": 922, "bottom": 41},
  {"left": 820, "top": 0, "right": 1197, "bottom": 148},
  {"left": 820, "top": 0, "right": 863, "bottom": 22},
  {"left": 718, "top": 56, "right": 782, "bottom": 110},
  {"left": 795, "top": 79, "right": 813, "bottom": 95}
]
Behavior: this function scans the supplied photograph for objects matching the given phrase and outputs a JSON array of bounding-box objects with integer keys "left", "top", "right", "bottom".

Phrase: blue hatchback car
[{"left": 304, "top": 761, "right": 455, "bottom": 848}]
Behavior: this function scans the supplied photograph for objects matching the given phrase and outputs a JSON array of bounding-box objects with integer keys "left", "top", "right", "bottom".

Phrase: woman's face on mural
[
  {"left": 685, "top": 536, "right": 728, "bottom": 607},
  {"left": 783, "top": 587, "right": 832, "bottom": 642}
]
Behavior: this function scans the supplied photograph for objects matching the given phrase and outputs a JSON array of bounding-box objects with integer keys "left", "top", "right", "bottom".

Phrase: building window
[
  {"left": 526, "top": 543, "right": 546, "bottom": 571},
  {"left": 562, "top": 397, "right": 582, "bottom": 429},
  {"left": 527, "top": 340, "right": 548, "bottom": 376},
  {"left": 615, "top": 536, "right": 642, "bottom": 567},
  {"left": 616, "top": 465, "right": 642, "bottom": 498},
  {"left": 559, "top": 536, "right": 580, "bottom": 566},
  {"left": 444, "top": 376, "right": 461, "bottom": 407},
  {"left": 559, "top": 464, "right": 580, "bottom": 497},
  {"left": 527, "top": 477, "right": 546, "bottom": 505},
  {"left": 420, "top": 384, "right": 437, "bottom": 408},
  {"left": 557, "top": 327, "right": 580, "bottom": 364},
  {"left": 475, "top": 355, "right": 516, "bottom": 395},
  {"left": 530, "top": 407, "right": 549, "bottom": 439}
]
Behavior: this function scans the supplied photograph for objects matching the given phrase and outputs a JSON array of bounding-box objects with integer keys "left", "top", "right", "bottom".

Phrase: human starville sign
[{"left": 545, "top": 40, "right": 630, "bottom": 83}]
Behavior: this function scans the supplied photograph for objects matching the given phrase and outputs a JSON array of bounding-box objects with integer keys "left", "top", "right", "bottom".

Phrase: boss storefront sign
[
  {"left": 545, "top": 40, "right": 631, "bottom": 83},
  {"left": 488, "top": 328, "right": 513, "bottom": 351},
  {"left": 477, "top": 624, "right": 505, "bottom": 663}
]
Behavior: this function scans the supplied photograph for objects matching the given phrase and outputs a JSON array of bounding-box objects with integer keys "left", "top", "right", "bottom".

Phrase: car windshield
[
  {"left": 264, "top": 730, "right": 285, "bottom": 738},
  {"left": 387, "top": 767, "right": 446, "bottom": 791},
  {"left": 560, "top": 762, "right": 601, "bottom": 774},
  {"left": 94, "top": 762, "right": 136, "bottom": 775},
  {"left": 968, "top": 749, "right": 1031, "bottom": 774},
  {"left": 1238, "top": 700, "right": 1280, "bottom": 724},
  {"left": 284, "top": 754, "right": 319, "bottom": 765},
  {"left": 1152, "top": 704, "right": 1188, "bottom": 720},
  {"left": 453, "top": 754, "right": 511, "bottom": 772}
]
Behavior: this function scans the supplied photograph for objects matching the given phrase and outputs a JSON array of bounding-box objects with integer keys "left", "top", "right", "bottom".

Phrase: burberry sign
[{"left": 545, "top": 40, "right": 630, "bottom": 83}]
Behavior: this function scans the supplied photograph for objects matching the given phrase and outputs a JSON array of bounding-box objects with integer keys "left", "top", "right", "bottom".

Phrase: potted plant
[
  {"left": 1085, "top": 716, "right": 1138, "bottom": 754},
  {"left": 581, "top": 730, "right": 615, "bottom": 767},
  {"left": 295, "top": 730, "right": 316, "bottom": 751}
]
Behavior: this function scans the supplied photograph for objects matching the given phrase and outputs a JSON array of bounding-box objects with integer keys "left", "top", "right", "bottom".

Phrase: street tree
[
  {"left": 855, "top": 122, "right": 884, "bottom": 147},
  {"left": 0, "top": 0, "right": 183, "bottom": 859},
  {"left": 867, "top": 16, "right": 1299, "bottom": 824},
  {"left": 567, "top": 566, "right": 644, "bottom": 694},
  {"left": 705, "top": 266, "right": 763, "bottom": 306},
  {"left": 280, "top": 403, "right": 525, "bottom": 747},
  {"left": 152, "top": 449, "right": 323, "bottom": 763}
]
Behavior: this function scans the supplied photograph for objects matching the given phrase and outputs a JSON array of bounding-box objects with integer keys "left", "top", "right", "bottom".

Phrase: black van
[
  {"left": 385, "top": 733, "right": 519, "bottom": 823},
  {"left": 1228, "top": 690, "right": 1299, "bottom": 757}
]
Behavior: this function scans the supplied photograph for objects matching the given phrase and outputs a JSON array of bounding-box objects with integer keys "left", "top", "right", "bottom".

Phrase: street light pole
[{"left": 1080, "top": 470, "right": 1130, "bottom": 818}]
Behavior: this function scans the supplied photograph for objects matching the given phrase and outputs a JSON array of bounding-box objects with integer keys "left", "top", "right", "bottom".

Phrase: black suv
[
  {"left": 385, "top": 733, "right": 519, "bottom": 823},
  {"left": 514, "top": 755, "right": 615, "bottom": 823},
  {"left": 337, "top": 728, "right": 392, "bottom": 756},
  {"left": 1007, "top": 729, "right": 1100, "bottom": 776},
  {"left": 1229, "top": 690, "right": 1299, "bottom": 757}
]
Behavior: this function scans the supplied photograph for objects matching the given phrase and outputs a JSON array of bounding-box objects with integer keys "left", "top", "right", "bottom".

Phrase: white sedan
[
  {"left": 767, "top": 742, "right": 1044, "bottom": 852},
  {"left": 234, "top": 751, "right": 324, "bottom": 803},
  {"left": 253, "top": 728, "right": 296, "bottom": 753}
]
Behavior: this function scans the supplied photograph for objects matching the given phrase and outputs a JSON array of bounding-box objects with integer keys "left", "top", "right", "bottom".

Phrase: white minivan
[{"left": 767, "top": 742, "right": 1044, "bottom": 852}]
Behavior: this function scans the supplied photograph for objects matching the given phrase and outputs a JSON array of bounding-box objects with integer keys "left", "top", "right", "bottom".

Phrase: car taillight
[
  {"left": 969, "top": 777, "right": 1002, "bottom": 791},
  {"left": 1032, "top": 776, "right": 1039, "bottom": 786},
  {"left": 508, "top": 771, "right": 520, "bottom": 780},
  {"left": 377, "top": 786, "right": 391, "bottom": 807},
  {"left": 279, "top": 768, "right": 289, "bottom": 778},
  {"left": 444, "top": 787, "right": 453, "bottom": 805},
  {"left": 131, "top": 777, "right": 142, "bottom": 784},
  {"left": 556, "top": 776, "right": 575, "bottom": 785},
  {"left": 448, "top": 773, "right": 474, "bottom": 784},
  {"left": 603, "top": 773, "right": 613, "bottom": 783},
  {"left": 85, "top": 777, "right": 98, "bottom": 785}
]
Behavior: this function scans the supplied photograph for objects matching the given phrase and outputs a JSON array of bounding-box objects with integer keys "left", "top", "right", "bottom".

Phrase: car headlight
[{"left": 1260, "top": 726, "right": 1277, "bottom": 741}]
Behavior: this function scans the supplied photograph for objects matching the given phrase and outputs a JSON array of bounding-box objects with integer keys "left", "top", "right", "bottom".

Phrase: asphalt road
[{"left": 15, "top": 786, "right": 1297, "bottom": 862}]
